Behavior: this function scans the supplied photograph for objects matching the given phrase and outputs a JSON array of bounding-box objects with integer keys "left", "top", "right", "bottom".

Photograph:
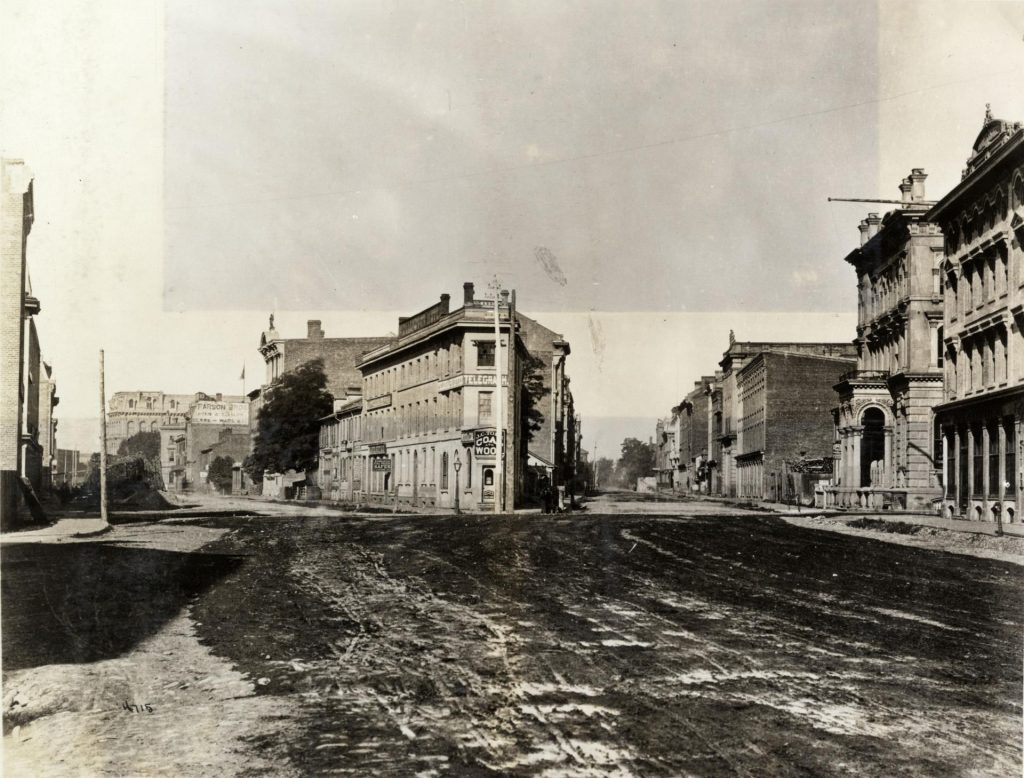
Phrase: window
[
  {"left": 466, "top": 450, "right": 472, "bottom": 487},
  {"left": 989, "top": 424, "right": 1000, "bottom": 497},
  {"left": 972, "top": 428, "right": 983, "bottom": 497},
  {"left": 1006, "top": 420, "right": 1016, "bottom": 495},
  {"left": 478, "top": 392, "right": 493, "bottom": 425},
  {"left": 477, "top": 341, "right": 495, "bottom": 367},
  {"left": 441, "top": 452, "right": 449, "bottom": 490},
  {"left": 946, "top": 431, "right": 956, "bottom": 499},
  {"left": 936, "top": 326, "right": 943, "bottom": 368}
]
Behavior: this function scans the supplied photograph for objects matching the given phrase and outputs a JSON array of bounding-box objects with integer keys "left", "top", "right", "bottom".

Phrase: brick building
[
  {"left": 932, "top": 107, "right": 1024, "bottom": 522},
  {"left": 251, "top": 317, "right": 396, "bottom": 447},
  {"left": 2, "top": 158, "right": 58, "bottom": 525},
  {"left": 675, "top": 377, "right": 713, "bottom": 493},
  {"left": 735, "top": 350, "right": 856, "bottom": 501},
  {"left": 197, "top": 428, "right": 252, "bottom": 492},
  {"left": 182, "top": 400, "right": 249, "bottom": 487},
  {"left": 827, "top": 170, "right": 945, "bottom": 511},
  {"left": 707, "top": 335, "right": 856, "bottom": 498}
]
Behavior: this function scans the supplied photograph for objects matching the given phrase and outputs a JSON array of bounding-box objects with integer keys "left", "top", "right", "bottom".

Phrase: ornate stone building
[
  {"left": 827, "top": 170, "right": 946, "bottom": 511},
  {"left": 932, "top": 107, "right": 1024, "bottom": 522}
]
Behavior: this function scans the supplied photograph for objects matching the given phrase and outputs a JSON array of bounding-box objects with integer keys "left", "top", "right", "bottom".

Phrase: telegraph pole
[
  {"left": 98, "top": 350, "right": 109, "bottom": 526},
  {"left": 490, "top": 277, "right": 503, "bottom": 515}
]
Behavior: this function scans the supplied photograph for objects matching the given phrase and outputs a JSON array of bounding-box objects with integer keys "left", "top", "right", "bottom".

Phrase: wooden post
[{"left": 99, "top": 350, "right": 109, "bottom": 526}]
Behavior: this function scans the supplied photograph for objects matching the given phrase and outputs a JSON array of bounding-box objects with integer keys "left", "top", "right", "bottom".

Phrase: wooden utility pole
[
  {"left": 491, "top": 278, "right": 503, "bottom": 515},
  {"left": 98, "top": 350, "right": 109, "bottom": 526}
]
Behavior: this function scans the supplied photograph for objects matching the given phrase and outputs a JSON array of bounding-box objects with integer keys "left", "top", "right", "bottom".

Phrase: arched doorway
[{"left": 861, "top": 407, "right": 885, "bottom": 487}]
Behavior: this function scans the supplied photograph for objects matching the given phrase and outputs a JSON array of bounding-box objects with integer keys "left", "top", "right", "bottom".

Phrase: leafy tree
[
  {"left": 616, "top": 437, "right": 656, "bottom": 487},
  {"left": 207, "top": 455, "right": 234, "bottom": 493},
  {"left": 117, "top": 431, "right": 161, "bottom": 461},
  {"left": 520, "top": 353, "right": 550, "bottom": 445},
  {"left": 245, "top": 358, "right": 333, "bottom": 480},
  {"left": 594, "top": 457, "right": 614, "bottom": 488}
]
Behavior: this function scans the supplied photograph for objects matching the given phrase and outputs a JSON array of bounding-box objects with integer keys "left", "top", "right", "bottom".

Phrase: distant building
[
  {"left": 654, "top": 416, "right": 678, "bottom": 489},
  {"left": 931, "top": 107, "right": 1024, "bottom": 521},
  {"left": 182, "top": 399, "right": 249, "bottom": 486},
  {"left": 827, "top": 170, "right": 945, "bottom": 511},
  {"left": 53, "top": 448, "right": 88, "bottom": 488},
  {"left": 707, "top": 335, "right": 857, "bottom": 498},
  {"left": 38, "top": 362, "right": 58, "bottom": 492},
  {"left": 318, "top": 393, "right": 364, "bottom": 502},
  {"left": 675, "top": 377, "right": 713, "bottom": 493},
  {"left": 197, "top": 428, "right": 252, "bottom": 493},
  {"left": 107, "top": 391, "right": 219, "bottom": 454},
  {"left": 735, "top": 350, "right": 856, "bottom": 501}
]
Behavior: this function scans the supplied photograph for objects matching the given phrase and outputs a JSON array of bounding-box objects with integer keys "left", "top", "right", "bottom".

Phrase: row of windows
[
  {"left": 364, "top": 340, "right": 499, "bottom": 399},
  {"left": 946, "top": 245, "right": 1010, "bottom": 320},
  {"left": 945, "top": 324, "right": 1009, "bottom": 397},
  {"left": 322, "top": 448, "right": 480, "bottom": 492}
]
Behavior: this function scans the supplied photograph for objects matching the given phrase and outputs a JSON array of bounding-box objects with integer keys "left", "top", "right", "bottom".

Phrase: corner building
[
  {"left": 932, "top": 108, "right": 1024, "bottom": 521},
  {"left": 356, "top": 283, "right": 526, "bottom": 511},
  {"left": 827, "top": 170, "right": 945, "bottom": 511}
]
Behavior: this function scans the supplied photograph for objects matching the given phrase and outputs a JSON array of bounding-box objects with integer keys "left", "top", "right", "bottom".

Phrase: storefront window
[{"left": 1006, "top": 420, "right": 1016, "bottom": 496}]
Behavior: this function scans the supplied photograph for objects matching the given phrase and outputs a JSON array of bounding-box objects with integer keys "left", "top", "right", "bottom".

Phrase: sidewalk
[
  {"left": 1, "top": 515, "right": 111, "bottom": 544},
  {"left": 754, "top": 500, "right": 1024, "bottom": 538}
]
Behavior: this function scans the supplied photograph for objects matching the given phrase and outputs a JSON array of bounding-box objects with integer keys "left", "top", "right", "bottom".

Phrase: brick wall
[
  {"left": 764, "top": 352, "right": 855, "bottom": 479},
  {"left": 284, "top": 337, "right": 396, "bottom": 399}
]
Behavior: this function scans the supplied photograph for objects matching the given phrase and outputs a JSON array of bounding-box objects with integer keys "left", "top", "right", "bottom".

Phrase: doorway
[{"left": 860, "top": 407, "right": 885, "bottom": 487}]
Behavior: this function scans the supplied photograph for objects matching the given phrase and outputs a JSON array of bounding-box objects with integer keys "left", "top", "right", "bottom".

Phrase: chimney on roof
[
  {"left": 858, "top": 219, "right": 870, "bottom": 246},
  {"left": 500, "top": 289, "right": 510, "bottom": 305},
  {"left": 899, "top": 177, "right": 913, "bottom": 204},
  {"left": 440, "top": 293, "right": 450, "bottom": 313},
  {"left": 463, "top": 282, "right": 474, "bottom": 304},
  {"left": 909, "top": 168, "right": 927, "bottom": 201},
  {"left": 866, "top": 212, "right": 881, "bottom": 240},
  {"left": 216, "top": 393, "right": 222, "bottom": 401},
  {"left": 307, "top": 320, "right": 324, "bottom": 339}
]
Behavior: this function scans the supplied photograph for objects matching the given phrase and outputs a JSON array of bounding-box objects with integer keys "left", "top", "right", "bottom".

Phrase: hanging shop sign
[{"left": 371, "top": 458, "right": 392, "bottom": 471}]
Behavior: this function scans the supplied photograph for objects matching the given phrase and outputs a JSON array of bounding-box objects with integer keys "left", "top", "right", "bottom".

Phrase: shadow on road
[{"left": 2, "top": 542, "right": 244, "bottom": 671}]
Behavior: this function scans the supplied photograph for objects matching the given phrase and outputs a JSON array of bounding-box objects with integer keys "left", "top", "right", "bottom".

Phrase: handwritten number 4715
[{"left": 123, "top": 701, "right": 154, "bottom": 713}]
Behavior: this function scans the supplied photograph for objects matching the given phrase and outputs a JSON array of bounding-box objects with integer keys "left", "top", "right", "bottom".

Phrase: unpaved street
[
  {"left": 176, "top": 507, "right": 1022, "bottom": 776},
  {"left": 3, "top": 500, "right": 1021, "bottom": 776}
]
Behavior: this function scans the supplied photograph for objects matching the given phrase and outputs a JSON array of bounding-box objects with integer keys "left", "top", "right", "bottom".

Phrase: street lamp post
[{"left": 453, "top": 451, "right": 462, "bottom": 515}]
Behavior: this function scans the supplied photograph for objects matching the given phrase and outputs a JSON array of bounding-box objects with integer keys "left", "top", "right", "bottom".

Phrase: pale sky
[{"left": 2, "top": 1, "right": 1024, "bottom": 455}]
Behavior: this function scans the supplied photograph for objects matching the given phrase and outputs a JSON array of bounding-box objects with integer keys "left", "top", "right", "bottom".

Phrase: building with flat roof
[{"left": 827, "top": 170, "right": 945, "bottom": 511}]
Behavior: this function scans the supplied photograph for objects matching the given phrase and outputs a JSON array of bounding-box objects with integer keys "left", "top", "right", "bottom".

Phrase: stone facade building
[
  {"left": 827, "top": 170, "right": 946, "bottom": 511},
  {"left": 107, "top": 391, "right": 201, "bottom": 454},
  {"left": 932, "top": 108, "right": 1024, "bottom": 522},
  {"left": 354, "top": 283, "right": 527, "bottom": 511}
]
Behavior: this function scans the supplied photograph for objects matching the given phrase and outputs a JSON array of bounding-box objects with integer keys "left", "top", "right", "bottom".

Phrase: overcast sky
[{"left": 3, "top": 1, "right": 1024, "bottom": 454}]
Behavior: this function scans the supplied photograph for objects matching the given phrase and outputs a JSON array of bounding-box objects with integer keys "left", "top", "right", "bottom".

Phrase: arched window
[{"left": 127, "top": 421, "right": 136, "bottom": 437}]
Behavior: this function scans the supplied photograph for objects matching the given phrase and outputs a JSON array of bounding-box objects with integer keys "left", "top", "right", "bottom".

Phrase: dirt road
[{"left": 180, "top": 510, "right": 1023, "bottom": 776}]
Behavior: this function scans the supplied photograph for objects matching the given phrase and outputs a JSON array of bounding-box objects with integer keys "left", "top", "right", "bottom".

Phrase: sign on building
[
  {"left": 474, "top": 429, "right": 497, "bottom": 457},
  {"left": 371, "top": 458, "right": 392, "bottom": 471}
]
